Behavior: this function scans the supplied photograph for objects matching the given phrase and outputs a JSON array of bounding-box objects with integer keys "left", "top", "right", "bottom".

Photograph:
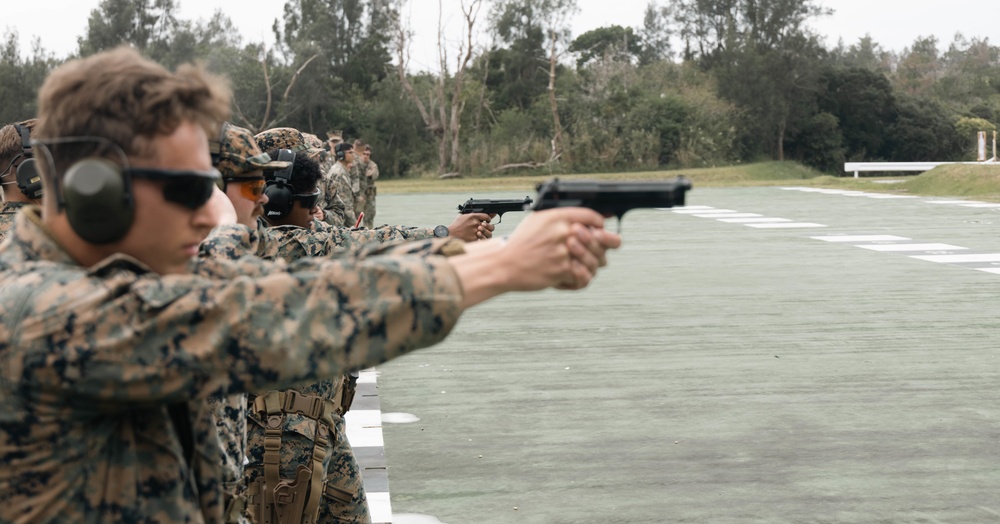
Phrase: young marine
[
  {"left": 253, "top": 145, "right": 373, "bottom": 523},
  {"left": 0, "top": 47, "right": 619, "bottom": 523},
  {"left": 361, "top": 145, "right": 377, "bottom": 228},
  {"left": 317, "top": 141, "right": 356, "bottom": 227},
  {"left": 0, "top": 119, "right": 43, "bottom": 240}
]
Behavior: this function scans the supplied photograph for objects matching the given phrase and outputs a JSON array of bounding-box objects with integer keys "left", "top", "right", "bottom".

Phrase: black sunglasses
[
  {"left": 126, "top": 168, "right": 221, "bottom": 210},
  {"left": 291, "top": 189, "right": 321, "bottom": 209}
]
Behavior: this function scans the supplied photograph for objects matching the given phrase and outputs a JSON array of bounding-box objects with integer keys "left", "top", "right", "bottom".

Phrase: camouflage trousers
[
  {"left": 362, "top": 187, "right": 376, "bottom": 229},
  {"left": 244, "top": 416, "right": 370, "bottom": 524}
]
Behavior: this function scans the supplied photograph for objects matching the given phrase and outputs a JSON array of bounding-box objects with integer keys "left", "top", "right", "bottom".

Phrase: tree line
[{"left": 2, "top": 0, "right": 998, "bottom": 178}]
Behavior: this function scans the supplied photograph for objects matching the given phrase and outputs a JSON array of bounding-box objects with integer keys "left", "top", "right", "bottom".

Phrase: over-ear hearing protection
[
  {"left": 13, "top": 124, "right": 43, "bottom": 200},
  {"left": 35, "top": 137, "right": 135, "bottom": 245},
  {"left": 334, "top": 142, "right": 351, "bottom": 161},
  {"left": 264, "top": 149, "right": 297, "bottom": 219}
]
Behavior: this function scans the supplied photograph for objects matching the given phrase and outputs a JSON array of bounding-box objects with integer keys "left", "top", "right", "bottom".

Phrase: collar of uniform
[
  {"left": 17, "top": 206, "right": 155, "bottom": 275},
  {"left": 0, "top": 201, "right": 28, "bottom": 215}
]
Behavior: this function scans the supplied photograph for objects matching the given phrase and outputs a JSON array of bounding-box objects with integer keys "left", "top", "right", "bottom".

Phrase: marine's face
[
  {"left": 224, "top": 171, "right": 268, "bottom": 227},
  {"left": 117, "top": 121, "right": 219, "bottom": 275},
  {"left": 287, "top": 183, "right": 320, "bottom": 229}
]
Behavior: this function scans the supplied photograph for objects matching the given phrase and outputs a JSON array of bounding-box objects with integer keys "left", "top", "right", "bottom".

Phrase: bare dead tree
[
  {"left": 447, "top": 0, "right": 482, "bottom": 169},
  {"left": 395, "top": 11, "right": 445, "bottom": 171},
  {"left": 256, "top": 48, "right": 320, "bottom": 131},
  {"left": 394, "top": 0, "right": 481, "bottom": 174},
  {"left": 540, "top": 0, "right": 578, "bottom": 164}
]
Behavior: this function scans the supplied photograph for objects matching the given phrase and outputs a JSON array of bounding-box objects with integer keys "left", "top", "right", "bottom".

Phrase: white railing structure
[{"left": 844, "top": 161, "right": 999, "bottom": 178}]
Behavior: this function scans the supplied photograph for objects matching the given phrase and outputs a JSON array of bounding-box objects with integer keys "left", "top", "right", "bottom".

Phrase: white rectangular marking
[
  {"left": 812, "top": 235, "right": 912, "bottom": 242},
  {"left": 672, "top": 208, "right": 735, "bottom": 214},
  {"left": 717, "top": 217, "right": 792, "bottom": 224},
  {"left": 863, "top": 195, "right": 918, "bottom": 199},
  {"left": 366, "top": 492, "right": 392, "bottom": 523},
  {"left": 357, "top": 369, "right": 379, "bottom": 384},
  {"left": 746, "top": 222, "right": 827, "bottom": 229},
  {"left": 857, "top": 243, "right": 968, "bottom": 252},
  {"left": 974, "top": 268, "right": 1000, "bottom": 275},
  {"left": 692, "top": 213, "right": 763, "bottom": 218},
  {"left": 960, "top": 203, "right": 1000, "bottom": 208},
  {"left": 911, "top": 254, "right": 1000, "bottom": 263}
]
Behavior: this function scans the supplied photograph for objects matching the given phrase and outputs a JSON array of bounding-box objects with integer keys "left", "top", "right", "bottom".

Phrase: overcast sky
[{"left": 8, "top": 0, "right": 997, "bottom": 71}]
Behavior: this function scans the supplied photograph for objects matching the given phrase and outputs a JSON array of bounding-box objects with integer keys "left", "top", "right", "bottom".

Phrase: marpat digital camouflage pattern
[
  {"left": 0, "top": 208, "right": 464, "bottom": 523},
  {"left": 0, "top": 201, "right": 29, "bottom": 241}
]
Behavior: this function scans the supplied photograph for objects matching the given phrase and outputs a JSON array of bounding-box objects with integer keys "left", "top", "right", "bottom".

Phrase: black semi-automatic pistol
[
  {"left": 529, "top": 176, "right": 692, "bottom": 230},
  {"left": 457, "top": 196, "right": 533, "bottom": 223}
]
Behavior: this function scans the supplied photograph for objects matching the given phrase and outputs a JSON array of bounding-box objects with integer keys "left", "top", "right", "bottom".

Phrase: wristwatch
[{"left": 433, "top": 225, "right": 450, "bottom": 238}]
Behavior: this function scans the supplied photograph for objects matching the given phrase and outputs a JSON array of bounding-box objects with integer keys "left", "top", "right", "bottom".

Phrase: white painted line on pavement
[
  {"left": 745, "top": 222, "right": 827, "bottom": 229},
  {"left": 812, "top": 235, "right": 912, "bottom": 242},
  {"left": 856, "top": 243, "right": 968, "bottom": 252},
  {"left": 672, "top": 208, "right": 736, "bottom": 214},
  {"left": 960, "top": 203, "right": 1000, "bottom": 208},
  {"left": 910, "top": 253, "right": 1000, "bottom": 263},
  {"left": 717, "top": 217, "right": 792, "bottom": 223},
  {"left": 692, "top": 213, "right": 764, "bottom": 218}
]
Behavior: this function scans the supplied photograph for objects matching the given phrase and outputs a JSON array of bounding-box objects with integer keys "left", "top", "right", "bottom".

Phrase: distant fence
[{"left": 843, "top": 161, "right": 999, "bottom": 178}]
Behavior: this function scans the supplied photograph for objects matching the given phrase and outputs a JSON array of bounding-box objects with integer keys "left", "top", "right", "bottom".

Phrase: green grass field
[{"left": 379, "top": 160, "right": 1000, "bottom": 200}]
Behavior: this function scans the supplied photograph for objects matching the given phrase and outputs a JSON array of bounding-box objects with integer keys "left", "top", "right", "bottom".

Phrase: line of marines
[{"left": 0, "top": 47, "right": 619, "bottom": 524}]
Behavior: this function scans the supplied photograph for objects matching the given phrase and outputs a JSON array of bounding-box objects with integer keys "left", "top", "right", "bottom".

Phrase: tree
[
  {"left": 677, "top": 0, "right": 831, "bottom": 160},
  {"left": 0, "top": 31, "right": 57, "bottom": 124},
  {"left": 830, "top": 35, "right": 891, "bottom": 73},
  {"left": 894, "top": 35, "right": 941, "bottom": 96},
  {"left": 539, "top": 0, "right": 578, "bottom": 162},
  {"left": 570, "top": 26, "right": 642, "bottom": 68},
  {"left": 886, "top": 95, "right": 963, "bottom": 161},
  {"left": 77, "top": 0, "right": 181, "bottom": 61},
  {"left": 816, "top": 67, "right": 897, "bottom": 161},
  {"left": 395, "top": 0, "right": 483, "bottom": 173},
  {"left": 638, "top": 1, "right": 674, "bottom": 65},
  {"left": 485, "top": 0, "right": 548, "bottom": 113}
]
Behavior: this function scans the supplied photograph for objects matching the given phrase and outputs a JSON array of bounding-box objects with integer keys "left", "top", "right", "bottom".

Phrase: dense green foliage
[{"left": 3, "top": 0, "right": 999, "bottom": 178}]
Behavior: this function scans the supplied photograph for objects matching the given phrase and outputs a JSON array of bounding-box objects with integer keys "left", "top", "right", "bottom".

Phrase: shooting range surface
[{"left": 369, "top": 187, "right": 1000, "bottom": 523}]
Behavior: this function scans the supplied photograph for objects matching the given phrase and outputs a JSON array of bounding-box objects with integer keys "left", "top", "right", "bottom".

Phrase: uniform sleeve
[{"left": 2, "top": 252, "right": 464, "bottom": 407}]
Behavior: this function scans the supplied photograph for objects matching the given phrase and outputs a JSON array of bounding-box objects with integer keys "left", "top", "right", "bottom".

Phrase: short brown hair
[
  {"left": 35, "top": 47, "right": 231, "bottom": 178},
  {"left": 0, "top": 119, "right": 37, "bottom": 177}
]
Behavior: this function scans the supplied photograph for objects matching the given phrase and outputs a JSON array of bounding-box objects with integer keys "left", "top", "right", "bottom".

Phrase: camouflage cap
[
  {"left": 256, "top": 127, "right": 326, "bottom": 163},
  {"left": 211, "top": 123, "right": 290, "bottom": 178},
  {"left": 302, "top": 133, "right": 328, "bottom": 162}
]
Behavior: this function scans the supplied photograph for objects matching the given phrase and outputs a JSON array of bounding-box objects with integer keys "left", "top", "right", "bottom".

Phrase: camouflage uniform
[
  {"left": 0, "top": 201, "right": 28, "bottom": 241},
  {"left": 209, "top": 126, "right": 438, "bottom": 524},
  {"left": 351, "top": 157, "right": 368, "bottom": 225},
  {"left": 0, "top": 207, "right": 465, "bottom": 523},
  {"left": 363, "top": 161, "right": 379, "bottom": 229},
  {"left": 319, "top": 162, "right": 355, "bottom": 227},
  {"left": 198, "top": 218, "right": 436, "bottom": 524},
  {"left": 208, "top": 123, "right": 291, "bottom": 521}
]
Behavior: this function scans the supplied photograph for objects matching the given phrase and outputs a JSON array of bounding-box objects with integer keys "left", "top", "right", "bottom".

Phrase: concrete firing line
[{"left": 670, "top": 205, "right": 1000, "bottom": 276}]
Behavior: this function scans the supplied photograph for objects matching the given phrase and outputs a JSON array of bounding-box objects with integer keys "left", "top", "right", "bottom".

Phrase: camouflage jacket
[
  {"left": 0, "top": 201, "right": 29, "bottom": 242},
  {"left": 0, "top": 208, "right": 464, "bottom": 523},
  {"left": 199, "top": 219, "right": 450, "bottom": 505},
  {"left": 365, "top": 161, "right": 379, "bottom": 190},
  {"left": 352, "top": 158, "right": 368, "bottom": 196},
  {"left": 319, "top": 162, "right": 355, "bottom": 227},
  {"left": 200, "top": 217, "right": 435, "bottom": 262}
]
